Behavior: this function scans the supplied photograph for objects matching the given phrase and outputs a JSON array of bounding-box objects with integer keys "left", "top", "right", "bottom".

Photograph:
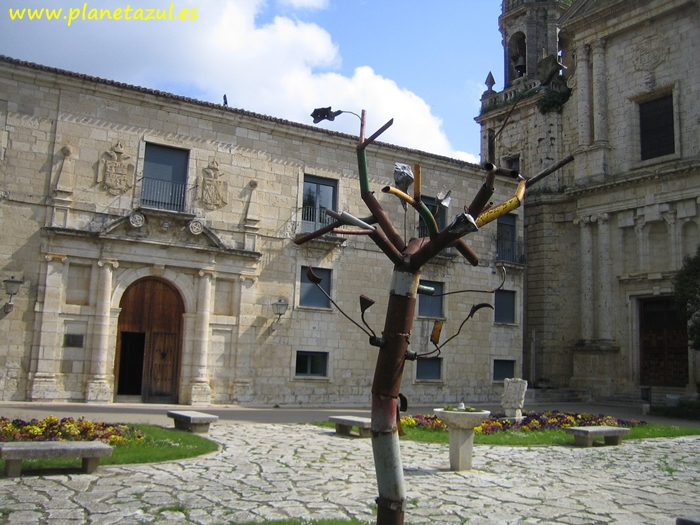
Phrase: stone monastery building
[
  {"left": 0, "top": 0, "right": 698, "bottom": 406},
  {"left": 0, "top": 60, "right": 523, "bottom": 406},
  {"left": 477, "top": 0, "right": 700, "bottom": 402}
]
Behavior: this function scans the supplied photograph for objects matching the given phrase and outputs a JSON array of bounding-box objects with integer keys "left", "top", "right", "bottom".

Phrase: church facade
[
  {"left": 0, "top": 56, "right": 525, "bottom": 406},
  {"left": 477, "top": 0, "right": 700, "bottom": 401}
]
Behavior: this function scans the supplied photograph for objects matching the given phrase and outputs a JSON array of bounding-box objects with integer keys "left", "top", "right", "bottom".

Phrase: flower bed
[
  {"left": 0, "top": 415, "right": 143, "bottom": 445},
  {"left": 401, "top": 410, "right": 646, "bottom": 435}
]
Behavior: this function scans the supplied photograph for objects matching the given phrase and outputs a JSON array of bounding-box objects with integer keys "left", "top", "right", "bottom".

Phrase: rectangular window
[
  {"left": 64, "top": 334, "right": 84, "bottom": 348},
  {"left": 302, "top": 175, "right": 337, "bottom": 233},
  {"left": 295, "top": 351, "right": 328, "bottom": 377},
  {"left": 496, "top": 214, "right": 517, "bottom": 263},
  {"left": 495, "top": 289, "right": 516, "bottom": 324},
  {"left": 418, "top": 196, "right": 446, "bottom": 238},
  {"left": 300, "top": 266, "right": 331, "bottom": 308},
  {"left": 640, "top": 94, "right": 674, "bottom": 161},
  {"left": 418, "top": 280, "right": 444, "bottom": 318},
  {"left": 141, "top": 143, "right": 189, "bottom": 211},
  {"left": 505, "top": 156, "right": 520, "bottom": 173},
  {"left": 493, "top": 359, "right": 515, "bottom": 381},
  {"left": 416, "top": 357, "right": 442, "bottom": 380}
]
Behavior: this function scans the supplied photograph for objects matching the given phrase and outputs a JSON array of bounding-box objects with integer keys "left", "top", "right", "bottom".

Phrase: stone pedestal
[
  {"left": 189, "top": 381, "right": 212, "bottom": 406},
  {"left": 434, "top": 409, "right": 491, "bottom": 471},
  {"left": 85, "top": 379, "right": 112, "bottom": 403},
  {"left": 28, "top": 374, "right": 59, "bottom": 401},
  {"left": 501, "top": 378, "right": 528, "bottom": 420}
]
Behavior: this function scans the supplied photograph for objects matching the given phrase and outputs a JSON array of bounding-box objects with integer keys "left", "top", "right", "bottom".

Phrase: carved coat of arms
[
  {"left": 633, "top": 34, "right": 668, "bottom": 72},
  {"left": 99, "top": 141, "right": 135, "bottom": 195},
  {"left": 199, "top": 160, "right": 228, "bottom": 210}
]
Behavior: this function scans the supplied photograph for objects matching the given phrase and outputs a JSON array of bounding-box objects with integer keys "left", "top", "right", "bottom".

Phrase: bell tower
[{"left": 500, "top": 0, "right": 572, "bottom": 87}]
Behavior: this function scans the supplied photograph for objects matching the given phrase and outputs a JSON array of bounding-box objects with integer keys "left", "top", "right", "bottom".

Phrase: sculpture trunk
[{"left": 371, "top": 268, "right": 419, "bottom": 525}]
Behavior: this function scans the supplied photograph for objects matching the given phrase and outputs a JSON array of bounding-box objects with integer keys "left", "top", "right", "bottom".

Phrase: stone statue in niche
[
  {"left": 98, "top": 141, "right": 135, "bottom": 195},
  {"left": 199, "top": 159, "right": 228, "bottom": 210}
]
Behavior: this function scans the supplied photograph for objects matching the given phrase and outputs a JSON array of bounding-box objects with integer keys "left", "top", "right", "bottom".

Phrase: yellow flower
[{"left": 400, "top": 416, "right": 416, "bottom": 428}]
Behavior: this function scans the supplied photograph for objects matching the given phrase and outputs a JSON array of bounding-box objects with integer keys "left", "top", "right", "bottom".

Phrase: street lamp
[
  {"left": 3, "top": 275, "right": 23, "bottom": 313},
  {"left": 270, "top": 298, "right": 289, "bottom": 331}
]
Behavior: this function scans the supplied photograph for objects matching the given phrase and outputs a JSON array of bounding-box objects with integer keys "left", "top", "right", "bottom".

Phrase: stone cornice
[
  {"left": 565, "top": 160, "right": 700, "bottom": 198},
  {"left": 0, "top": 55, "right": 481, "bottom": 171}
]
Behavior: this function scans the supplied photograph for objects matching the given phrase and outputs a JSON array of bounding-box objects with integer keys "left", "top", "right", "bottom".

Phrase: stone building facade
[
  {"left": 477, "top": 0, "right": 700, "bottom": 400},
  {"left": 0, "top": 56, "right": 526, "bottom": 406}
]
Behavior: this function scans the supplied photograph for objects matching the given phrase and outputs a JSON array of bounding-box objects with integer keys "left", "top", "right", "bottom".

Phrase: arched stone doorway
[{"left": 115, "top": 277, "right": 185, "bottom": 403}]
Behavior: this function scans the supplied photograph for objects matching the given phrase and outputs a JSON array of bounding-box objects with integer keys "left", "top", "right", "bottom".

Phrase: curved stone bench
[{"left": 0, "top": 441, "right": 113, "bottom": 477}]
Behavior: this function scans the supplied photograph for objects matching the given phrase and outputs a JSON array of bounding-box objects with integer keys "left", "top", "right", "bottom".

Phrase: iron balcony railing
[
  {"left": 300, "top": 206, "right": 337, "bottom": 234},
  {"left": 140, "top": 177, "right": 187, "bottom": 212},
  {"left": 496, "top": 239, "right": 526, "bottom": 264}
]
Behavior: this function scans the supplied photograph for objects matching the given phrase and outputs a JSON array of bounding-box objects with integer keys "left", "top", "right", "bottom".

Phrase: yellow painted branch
[{"left": 475, "top": 180, "right": 526, "bottom": 227}]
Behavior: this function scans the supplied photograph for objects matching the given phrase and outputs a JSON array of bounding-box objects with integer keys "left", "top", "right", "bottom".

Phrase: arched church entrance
[{"left": 115, "top": 277, "right": 184, "bottom": 403}]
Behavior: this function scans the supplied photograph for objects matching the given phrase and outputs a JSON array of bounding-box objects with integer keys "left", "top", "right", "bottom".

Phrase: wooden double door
[
  {"left": 640, "top": 297, "right": 688, "bottom": 387},
  {"left": 115, "top": 278, "right": 184, "bottom": 403}
]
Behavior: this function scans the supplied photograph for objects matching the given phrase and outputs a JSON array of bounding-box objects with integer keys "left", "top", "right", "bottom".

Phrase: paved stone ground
[{"left": 0, "top": 423, "right": 699, "bottom": 524}]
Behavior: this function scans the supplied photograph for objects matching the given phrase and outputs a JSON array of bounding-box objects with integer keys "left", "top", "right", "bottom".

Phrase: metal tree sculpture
[{"left": 297, "top": 109, "right": 573, "bottom": 525}]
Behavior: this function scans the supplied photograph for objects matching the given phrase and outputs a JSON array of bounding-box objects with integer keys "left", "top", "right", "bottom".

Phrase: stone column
[
  {"left": 576, "top": 44, "right": 592, "bottom": 148},
  {"left": 576, "top": 217, "right": 595, "bottom": 341},
  {"left": 29, "top": 253, "right": 67, "bottom": 401},
  {"left": 591, "top": 39, "right": 608, "bottom": 145},
  {"left": 189, "top": 269, "right": 214, "bottom": 406},
  {"left": 86, "top": 259, "right": 118, "bottom": 403},
  {"left": 595, "top": 214, "right": 613, "bottom": 340}
]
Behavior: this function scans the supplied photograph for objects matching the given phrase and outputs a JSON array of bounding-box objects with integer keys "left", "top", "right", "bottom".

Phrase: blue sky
[{"left": 1, "top": 0, "right": 504, "bottom": 163}]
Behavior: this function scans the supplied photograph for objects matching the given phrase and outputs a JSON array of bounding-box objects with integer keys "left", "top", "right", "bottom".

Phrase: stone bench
[
  {"left": 0, "top": 441, "right": 113, "bottom": 477},
  {"left": 167, "top": 410, "right": 218, "bottom": 433},
  {"left": 328, "top": 416, "right": 372, "bottom": 438},
  {"left": 677, "top": 517, "right": 700, "bottom": 525},
  {"left": 565, "top": 426, "right": 630, "bottom": 447}
]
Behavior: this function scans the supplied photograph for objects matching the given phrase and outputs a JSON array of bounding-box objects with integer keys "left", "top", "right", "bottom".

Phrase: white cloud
[{"left": 0, "top": 0, "right": 469, "bottom": 160}]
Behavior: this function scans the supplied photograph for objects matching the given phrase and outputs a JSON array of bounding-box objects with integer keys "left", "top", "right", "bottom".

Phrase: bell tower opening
[{"left": 508, "top": 32, "right": 528, "bottom": 83}]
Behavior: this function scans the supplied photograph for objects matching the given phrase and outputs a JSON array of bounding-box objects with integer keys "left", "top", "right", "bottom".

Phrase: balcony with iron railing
[
  {"left": 140, "top": 177, "right": 187, "bottom": 212},
  {"left": 301, "top": 206, "right": 332, "bottom": 233},
  {"left": 496, "top": 238, "right": 526, "bottom": 265}
]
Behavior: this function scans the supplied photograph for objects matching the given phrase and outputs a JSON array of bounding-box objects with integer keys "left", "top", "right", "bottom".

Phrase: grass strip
[{"left": 0, "top": 423, "right": 219, "bottom": 472}]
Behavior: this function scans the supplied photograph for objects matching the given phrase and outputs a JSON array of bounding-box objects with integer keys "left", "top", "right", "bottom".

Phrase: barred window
[{"left": 640, "top": 94, "right": 674, "bottom": 161}]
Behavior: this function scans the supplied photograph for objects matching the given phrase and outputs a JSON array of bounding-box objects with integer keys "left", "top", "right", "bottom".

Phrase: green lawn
[
  {"left": 400, "top": 422, "right": 700, "bottom": 446},
  {"left": 0, "top": 423, "right": 219, "bottom": 472}
]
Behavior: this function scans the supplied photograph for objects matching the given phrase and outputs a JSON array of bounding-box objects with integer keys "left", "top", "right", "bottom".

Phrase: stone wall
[{"left": 0, "top": 57, "right": 526, "bottom": 406}]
